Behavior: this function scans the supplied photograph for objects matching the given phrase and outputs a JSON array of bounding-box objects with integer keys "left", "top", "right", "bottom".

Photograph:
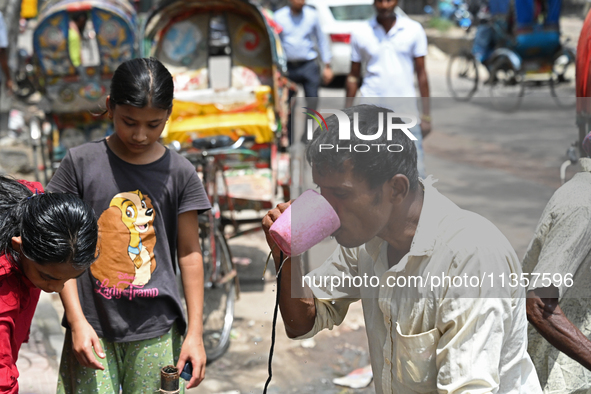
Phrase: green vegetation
[{"left": 427, "top": 17, "right": 455, "bottom": 32}]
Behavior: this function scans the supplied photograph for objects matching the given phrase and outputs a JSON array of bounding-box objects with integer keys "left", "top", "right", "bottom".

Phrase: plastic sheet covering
[
  {"left": 163, "top": 85, "right": 275, "bottom": 145},
  {"left": 21, "top": 0, "right": 38, "bottom": 19}
]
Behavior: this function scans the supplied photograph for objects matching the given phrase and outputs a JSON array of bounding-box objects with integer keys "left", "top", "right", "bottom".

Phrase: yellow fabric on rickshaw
[
  {"left": 163, "top": 85, "right": 275, "bottom": 144},
  {"left": 21, "top": 0, "right": 38, "bottom": 19},
  {"left": 163, "top": 110, "right": 275, "bottom": 145}
]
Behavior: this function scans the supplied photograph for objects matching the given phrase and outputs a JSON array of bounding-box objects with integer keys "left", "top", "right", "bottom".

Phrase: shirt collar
[
  {"left": 408, "top": 176, "right": 458, "bottom": 257},
  {"left": 365, "top": 237, "right": 383, "bottom": 262},
  {"left": 364, "top": 176, "right": 458, "bottom": 261},
  {"left": 370, "top": 14, "right": 406, "bottom": 35},
  {"left": 289, "top": 5, "right": 306, "bottom": 18},
  {"left": 581, "top": 157, "right": 591, "bottom": 172}
]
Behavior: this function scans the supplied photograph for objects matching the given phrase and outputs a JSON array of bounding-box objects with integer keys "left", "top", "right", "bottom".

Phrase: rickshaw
[
  {"left": 142, "top": 0, "right": 291, "bottom": 362},
  {"left": 31, "top": 0, "right": 137, "bottom": 176},
  {"left": 447, "top": 0, "right": 576, "bottom": 111}
]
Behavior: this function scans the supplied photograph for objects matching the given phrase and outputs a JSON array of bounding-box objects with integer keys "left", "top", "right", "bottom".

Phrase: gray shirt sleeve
[
  {"left": 173, "top": 152, "right": 211, "bottom": 215},
  {"left": 46, "top": 150, "right": 81, "bottom": 196}
]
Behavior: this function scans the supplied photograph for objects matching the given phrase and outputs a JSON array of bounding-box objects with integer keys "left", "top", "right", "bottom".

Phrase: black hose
[{"left": 263, "top": 250, "right": 283, "bottom": 393}]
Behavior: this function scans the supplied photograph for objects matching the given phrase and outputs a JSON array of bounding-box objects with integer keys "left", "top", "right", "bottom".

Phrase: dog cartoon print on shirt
[{"left": 91, "top": 190, "right": 157, "bottom": 291}]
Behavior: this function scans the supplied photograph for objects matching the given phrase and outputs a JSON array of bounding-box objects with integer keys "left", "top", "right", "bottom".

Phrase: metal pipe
[
  {"left": 160, "top": 365, "right": 180, "bottom": 393},
  {"left": 560, "top": 159, "right": 572, "bottom": 185}
]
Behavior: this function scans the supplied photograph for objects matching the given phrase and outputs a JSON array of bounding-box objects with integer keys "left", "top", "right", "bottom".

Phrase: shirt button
[{"left": 385, "top": 358, "right": 391, "bottom": 365}]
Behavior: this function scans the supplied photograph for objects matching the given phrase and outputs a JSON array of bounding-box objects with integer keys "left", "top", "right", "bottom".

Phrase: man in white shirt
[
  {"left": 346, "top": 0, "right": 430, "bottom": 177},
  {"left": 523, "top": 132, "right": 591, "bottom": 393},
  {"left": 262, "top": 105, "right": 542, "bottom": 393},
  {"left": 275, "top": 0, "right": 332, "bottom": 144},
  {"left": 274, "top": 0, "right": 332, "bottom": 98}
]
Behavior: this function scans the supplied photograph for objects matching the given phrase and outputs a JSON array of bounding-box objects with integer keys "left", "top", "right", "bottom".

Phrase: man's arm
[
  {"left": 523, "top": 204, "right": 591, "bottom": 372},
  {"left": 345, "top": 62, "right": 362, "bottom": 108},
  {"left": 527, "top": 289, "right": 591, "bottom": 370},
  {"left": 313, "top": 12, "right": 333, "bottom": 85},
  {"left": 262, "top": 202, "right": 316, "bottom": 338},
  {"left": 414, "top": 56, "right": 431, "bottom": 137},
  {"left": 0, "top": 48, "right": 11, "bottom": 92},
  {"left": 0, "top": 13, "right": 10, "bottom": 92}
]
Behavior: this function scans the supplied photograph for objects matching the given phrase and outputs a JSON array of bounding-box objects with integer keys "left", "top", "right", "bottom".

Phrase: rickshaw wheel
[
  {"left": 447, "top": 51, "right": 479, "bottom": 101},
  {"left": 489, "top": 56, "right": 525, "bottom": 112},
  {"left": 201, "top": 224, "right": 236, "bottom": 364},
  {"left": 550, "top": 48, "right": 577, "bottom": 108}
]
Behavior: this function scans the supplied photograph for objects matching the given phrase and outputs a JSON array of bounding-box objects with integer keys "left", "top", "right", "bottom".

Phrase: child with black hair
[
  {"left": 0, "top": 175, "right": 98, "bottom": 393},
  {"left": 48, "top": 57, "right": 211, "bottom": 392}
]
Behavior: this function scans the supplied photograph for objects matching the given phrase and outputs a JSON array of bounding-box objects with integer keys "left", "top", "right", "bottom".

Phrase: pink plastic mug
[{"left": 269, "top": 189, "right": 341, "bottom": 256}]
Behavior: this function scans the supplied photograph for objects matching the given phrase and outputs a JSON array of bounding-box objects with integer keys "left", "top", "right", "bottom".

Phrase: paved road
[{"left": 17, "top": 17, "right": 584, "bottom": 394}]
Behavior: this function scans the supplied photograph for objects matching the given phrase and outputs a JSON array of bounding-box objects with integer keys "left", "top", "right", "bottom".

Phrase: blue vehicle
[{"left": 447, "top": 0, "right": 576, "bottom": 111}]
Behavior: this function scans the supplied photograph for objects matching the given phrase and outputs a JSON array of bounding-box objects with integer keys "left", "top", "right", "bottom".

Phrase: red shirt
[{"left": 0, "top": 180, "right": 43, "bottom": 393}]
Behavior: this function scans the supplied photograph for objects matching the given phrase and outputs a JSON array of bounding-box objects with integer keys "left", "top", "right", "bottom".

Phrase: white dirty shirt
[
  {"left": 350, "top": 15, "right": 427, "bottom": 99},
  {"left": 298, "top": 178, "right": 542, "bottom": 394},
  {"left": 523, "top": 158, "right": 591, "bottom": 394}
]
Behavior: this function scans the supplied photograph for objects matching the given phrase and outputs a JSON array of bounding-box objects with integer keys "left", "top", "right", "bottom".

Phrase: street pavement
[{"left": 15, "top": 16, "right": 585, "bottom": 394}]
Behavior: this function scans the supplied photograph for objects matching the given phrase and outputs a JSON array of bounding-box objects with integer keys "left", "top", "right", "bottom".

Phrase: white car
[{"left": 306, "top": 0, "right": 407, "bottom": 78}]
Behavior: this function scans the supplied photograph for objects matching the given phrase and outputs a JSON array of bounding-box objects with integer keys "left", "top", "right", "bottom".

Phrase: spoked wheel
[
  {"left": 447, "top": 51, "right": 479, "bottom": 101},
  {"left": 201, "top": 221, "right": 236, "bottom": 364},
  {"left": 550, "top": 48, "right": 576, "bottom": 108},
  {"left": 489, "top": 56, "right": 525, "bottom": 112}
]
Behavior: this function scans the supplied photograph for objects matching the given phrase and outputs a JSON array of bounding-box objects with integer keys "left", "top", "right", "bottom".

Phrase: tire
[
  {"left": 550, "top": 48, "right": 576, "bottom": 108},
  {"left": 447, "top": 51, "right": 479, "bottom": 101},
  {"left": 489, "top": 56, "right": 524, "bottom": 112},
  {"left": 201, "top": 223, "right": 236, "bottom": 364}
]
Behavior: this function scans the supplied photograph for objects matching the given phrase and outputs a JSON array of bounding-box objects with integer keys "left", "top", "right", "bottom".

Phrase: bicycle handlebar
[
  {"left": 203, "top": 136, "right": 257, "bottom": 156},
  {"left": 171, "top": 135, "right": 261, "bottom": 164}
]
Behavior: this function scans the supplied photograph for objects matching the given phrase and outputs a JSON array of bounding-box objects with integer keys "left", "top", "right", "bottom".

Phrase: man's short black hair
[{"left": 305, "top": 104, "right": 419, "bottom": 191}]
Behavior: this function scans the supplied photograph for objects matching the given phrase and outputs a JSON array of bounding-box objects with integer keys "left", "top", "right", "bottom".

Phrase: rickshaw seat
[{"left": 515, "top": 28, "right": 560, "bottom": 58}]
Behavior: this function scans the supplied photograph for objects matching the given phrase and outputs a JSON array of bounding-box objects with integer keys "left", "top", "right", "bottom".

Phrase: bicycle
[
  {"left": 447, "top": 11, "right": 576, "bottom": 111},
  {"left": 174, "top": 136, "right": 260, "bottom": 363}
]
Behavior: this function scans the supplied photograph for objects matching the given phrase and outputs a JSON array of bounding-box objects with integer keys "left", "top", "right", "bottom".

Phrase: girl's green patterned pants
[{"left": 57, "top": 323, "right": 185, "bottom": 394}]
